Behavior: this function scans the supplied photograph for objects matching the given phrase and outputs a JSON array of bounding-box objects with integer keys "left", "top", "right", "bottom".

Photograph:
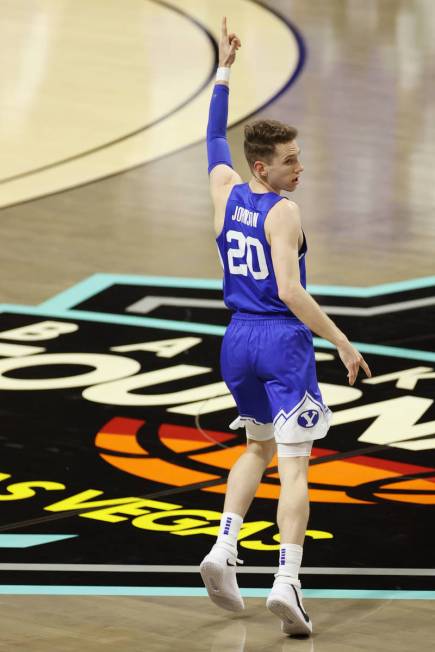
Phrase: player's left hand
[
  {"left": 337, "top": 339, "right": 372, "bottom": 386},
  {"left": 219, "top": 16, "right": 241, "bottom": 67}
]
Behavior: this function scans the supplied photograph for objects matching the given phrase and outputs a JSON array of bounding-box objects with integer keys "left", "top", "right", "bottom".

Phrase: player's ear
[{"left": 253, "top": 160, "right": 265, "bottom": 177}]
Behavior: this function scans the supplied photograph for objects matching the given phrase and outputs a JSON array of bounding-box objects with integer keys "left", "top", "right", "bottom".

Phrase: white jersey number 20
[{"left": 226, "top": 230, "right": 269, "bottom": 280}]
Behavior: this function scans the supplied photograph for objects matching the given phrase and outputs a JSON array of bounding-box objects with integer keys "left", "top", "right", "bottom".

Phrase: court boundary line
[
  {"left": 0, "top": 585, "right": 433, "bottom": 599},
  {"left": 0, "top": 564, "right": 433, "bottom": 576}
]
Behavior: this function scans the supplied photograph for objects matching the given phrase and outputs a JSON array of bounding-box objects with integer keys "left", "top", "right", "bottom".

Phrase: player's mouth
[{"left": 292, "top": 177, "right": 299, "bottom": 184}]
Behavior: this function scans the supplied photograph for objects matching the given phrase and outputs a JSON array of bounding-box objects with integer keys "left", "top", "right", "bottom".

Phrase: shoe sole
[
  {"left": 266, "top": 597, "right": 312, "bottom": 636},
  {"left": 200, "top": 560, "right": 245, "bottom": 612}
]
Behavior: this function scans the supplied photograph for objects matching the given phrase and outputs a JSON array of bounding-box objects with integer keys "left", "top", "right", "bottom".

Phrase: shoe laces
[
  {"left": 213, "top": 543, "right": 244, "bottom": 566},
  {"left": 227, "top": 550, "right": 244, "bottom": 566}
]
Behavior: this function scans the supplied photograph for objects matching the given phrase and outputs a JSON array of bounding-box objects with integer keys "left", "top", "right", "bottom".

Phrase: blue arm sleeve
[{"left": 206, "top": 83, "right": 233, "bottom": 175}]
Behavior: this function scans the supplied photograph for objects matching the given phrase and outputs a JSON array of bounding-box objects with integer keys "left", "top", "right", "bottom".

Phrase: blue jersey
[{"left": 216, "top": 183, "right": 307, "bottom": 315}]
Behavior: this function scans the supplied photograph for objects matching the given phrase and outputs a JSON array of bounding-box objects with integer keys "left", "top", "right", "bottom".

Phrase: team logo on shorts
[{"left": 297, "top": 409, "right": 320, "bottom": 428}]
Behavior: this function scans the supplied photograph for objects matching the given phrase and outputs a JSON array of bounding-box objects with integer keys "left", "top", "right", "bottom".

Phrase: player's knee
[
  {"left": 246, "top": 436, "right": 276, "bottom": 463},
  {"left": 277, "top": 446, "right": 310, "bottom": 484}
]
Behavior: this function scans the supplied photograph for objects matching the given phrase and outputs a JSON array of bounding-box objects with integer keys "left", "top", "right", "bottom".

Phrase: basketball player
[{"left": 199, "top": 17, "right": 372, "bottom": 636}]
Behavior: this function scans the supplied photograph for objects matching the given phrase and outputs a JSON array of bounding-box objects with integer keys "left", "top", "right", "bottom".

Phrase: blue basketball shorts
[{"left": 220, "top": 314, "right": 332, "bottom": 445}]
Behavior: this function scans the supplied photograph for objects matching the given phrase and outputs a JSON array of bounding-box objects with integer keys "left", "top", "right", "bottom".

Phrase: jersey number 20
[{"left": 226, "top": 230, "right": 269, "bottom": 280}]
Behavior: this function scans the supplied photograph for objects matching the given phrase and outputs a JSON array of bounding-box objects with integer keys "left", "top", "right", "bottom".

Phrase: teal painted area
[
  {"left": 309, "top": 275, "right": 435, "bottom": 297},
  {"left": 302, "top": 589, "right": 435, "bottom": 600},
  {"left": 0, "top": 534, "right": 78, "bottom": 548},
  {"left": 313, "top": 337, "right": 435, "bottom": 363},
  {"left": 36, "top": 273, "right": 435, "bottom": 312},
  {"left": 0, "top": 304, "right": 434, "bottom": 362},
  {"left": 38, "top": 273, "right": 223, "bottom": 311},
  {"left": 0, "top": 586, "right": 433, "bottom": 599},
  {"left": 0, "top": 305, "right": 226, "bottom": 336},
  {"left": 0, "top": 585, "right": 209, "bottom": 596}
]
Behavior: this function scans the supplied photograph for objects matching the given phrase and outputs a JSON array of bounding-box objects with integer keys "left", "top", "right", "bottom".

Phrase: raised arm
[
  {"left": 267, "top": 200, "right": 372, "bottom": 386},
  {"left": 207, "top": 17, "right": 242, "bottom": 194}
]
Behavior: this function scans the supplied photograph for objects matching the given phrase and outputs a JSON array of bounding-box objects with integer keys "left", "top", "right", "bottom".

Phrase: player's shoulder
[
  {"left": 279, "top": 198, "right": 300, "bottom": 214},
  {"left": 269, "top": 197, "right": 301, "bottom": 223},
  {"left": 283, "top": 198, "right": 299, "bottom": 210}
]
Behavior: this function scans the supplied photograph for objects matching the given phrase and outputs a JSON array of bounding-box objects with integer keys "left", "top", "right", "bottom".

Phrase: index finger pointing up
[{"left": 222, "top": 16, "right": 228, "bottom": 36}]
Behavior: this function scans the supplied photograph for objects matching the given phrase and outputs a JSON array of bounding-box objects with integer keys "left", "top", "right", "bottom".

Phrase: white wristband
[{"left": 216, "top": 66, "right": 230, "bottom": 82}]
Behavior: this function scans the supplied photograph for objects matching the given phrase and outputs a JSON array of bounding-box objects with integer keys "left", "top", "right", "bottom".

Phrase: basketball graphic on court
[{"left": 94, "top": 416, "right": 435, "bottom": 507}]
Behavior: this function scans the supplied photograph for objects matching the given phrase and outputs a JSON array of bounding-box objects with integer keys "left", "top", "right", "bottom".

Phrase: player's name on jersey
[{"left": 231, "top": 205, "right": 259, "bottom": 227}]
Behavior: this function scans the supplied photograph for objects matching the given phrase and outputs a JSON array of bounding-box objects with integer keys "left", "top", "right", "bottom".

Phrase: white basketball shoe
[
  {"left": 266, "top": 575, "right": 313, "bottom": 636},
  {"left": 200, "top": 543, "right": 245, "bottom": 612}
]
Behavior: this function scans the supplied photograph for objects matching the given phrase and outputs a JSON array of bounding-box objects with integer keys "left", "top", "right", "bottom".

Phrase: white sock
[
  {"left": 216, "top": 511, "right": 243, "bottom": 550},
  {"left": 277, "top": 543, "right": 303, "bottom": 584}
]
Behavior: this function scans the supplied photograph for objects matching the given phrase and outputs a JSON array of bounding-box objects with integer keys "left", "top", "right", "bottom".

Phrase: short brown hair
[{"left": 243, "top": 119, "right": 298, "bottom": 170}]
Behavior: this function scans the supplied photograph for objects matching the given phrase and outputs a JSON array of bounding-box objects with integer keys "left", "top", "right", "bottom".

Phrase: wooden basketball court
[{"left": 0, "top": 1, "right": 434, "bottom": 650}]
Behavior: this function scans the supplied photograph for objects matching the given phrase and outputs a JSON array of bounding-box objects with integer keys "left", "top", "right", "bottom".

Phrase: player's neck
[{"left": 248, "top": 176, "right": 280, "bottom": 195}]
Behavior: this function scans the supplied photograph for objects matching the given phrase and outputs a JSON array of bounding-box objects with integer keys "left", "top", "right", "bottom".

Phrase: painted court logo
[
  {"left": 0, "top": 273, "right": 434, "bottom": 585},
  {"left": 297, "top": 410, "right": 320, "bottom": 428},
  {"left": 94, "top": 416, "right": 435, "bottom": 507}
]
